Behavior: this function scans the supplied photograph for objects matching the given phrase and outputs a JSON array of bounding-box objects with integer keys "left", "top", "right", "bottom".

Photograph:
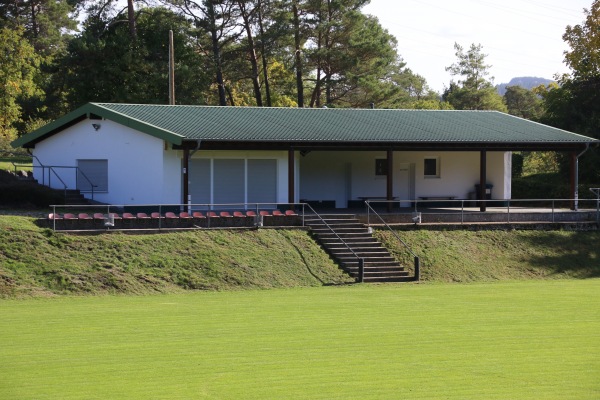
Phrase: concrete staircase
[
  {"left": 305, "top": 214, "right": 410, "bottom": 283},
  {"left": 63, "top": 189, "right": 90, "bottom": 205}
]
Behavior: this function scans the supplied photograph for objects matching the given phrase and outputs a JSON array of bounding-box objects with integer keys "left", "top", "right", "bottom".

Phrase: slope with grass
[
  {"left": 377, "top": 229, "right": 600, "bottom": 282},
  {"left": 0, "top": 215, "right": 353, "bottom": 298},
  {"left": 1, "top": 215, "right": 599, "bottom": 298}
]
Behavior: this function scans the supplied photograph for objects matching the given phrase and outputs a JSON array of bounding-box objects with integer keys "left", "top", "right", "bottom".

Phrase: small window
[
  {"left": 375, "top": 159, "right": 388, "bottom": 176},
  {"left": 424, "top": 157, "right": 440, "bottom": 178}
]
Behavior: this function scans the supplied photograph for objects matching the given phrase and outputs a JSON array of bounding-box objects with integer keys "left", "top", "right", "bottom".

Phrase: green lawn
[
  {"left": 0, "top": 156, "right": 32, "bottom": 173},
  {"left": 1, "top": 280, "right": 598, "bottom": 399}
]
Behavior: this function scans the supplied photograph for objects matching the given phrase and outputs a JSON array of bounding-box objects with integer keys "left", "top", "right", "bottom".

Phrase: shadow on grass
[{"left": 518, "top": 231, "right": 600, "bottom": 278}]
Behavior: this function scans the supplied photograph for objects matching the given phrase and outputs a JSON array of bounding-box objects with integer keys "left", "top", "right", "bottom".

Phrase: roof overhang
[
  {"left": 173, "top": 139, "right": 594, "bottom": 152},
  {"left": 11, "top": 103, "right": 185, "bottom": 148},
  {"left": 12, "top": 103, "right": 600, "bottom": 152}
]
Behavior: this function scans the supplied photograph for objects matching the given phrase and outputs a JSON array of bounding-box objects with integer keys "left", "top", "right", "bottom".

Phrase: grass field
[
  {"left": 1, "top": 280, "right": 598, "bottom": 399},
  {"left": 0, "top": 156, "right": 32, "bottom": 173}
]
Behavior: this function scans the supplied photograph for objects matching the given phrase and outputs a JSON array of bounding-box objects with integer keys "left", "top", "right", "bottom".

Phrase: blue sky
[{"left": 363, "top": 0, "right": 591, "bottom": 92}]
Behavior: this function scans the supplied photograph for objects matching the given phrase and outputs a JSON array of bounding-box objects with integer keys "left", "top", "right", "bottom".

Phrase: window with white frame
[{"left": 423, "top": 157, "right": 440, "bottom": 178}]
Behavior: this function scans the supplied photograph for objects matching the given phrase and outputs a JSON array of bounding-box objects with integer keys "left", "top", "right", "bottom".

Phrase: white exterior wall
[
  {"left": 300, "top": 150, "right": 511, "bottom": 207},
  {"left": 162, "top": 148, "right": 182, "bottom": 205},
  {"left": 31, "top": 119, "right": 511, "bottom": 208},
  {"left": 32, "top": 119, "right": 171, "bottom": 205}
]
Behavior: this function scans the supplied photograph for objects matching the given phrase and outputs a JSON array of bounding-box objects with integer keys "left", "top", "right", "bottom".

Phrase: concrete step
[
  {"left": 308, "top": 223, "right": 367, "bottom": 230},
  {"left": 329, "top": 250, "right": 392, "bottom": 257},
  {"left": 337, "top": 255, "right": 397, "bottom": 263},
  {"left": 341, "top": 260, "right": 402, "bottom": 268},
  {"left": 307, "top": 213, "right": 413, "bottom": 283},
  {"left": 311, "top": 227, "right": 370, "bottom": 234}
]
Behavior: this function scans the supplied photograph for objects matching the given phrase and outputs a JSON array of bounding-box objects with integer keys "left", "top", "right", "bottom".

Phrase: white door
[{"left": 395, "top": 163, "right": 414, "bottom": 207}]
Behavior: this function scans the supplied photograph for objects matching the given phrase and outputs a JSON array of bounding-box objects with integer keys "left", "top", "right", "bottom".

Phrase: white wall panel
[{"left": 32, "top": 119, "right": 165, "bottom": 205}]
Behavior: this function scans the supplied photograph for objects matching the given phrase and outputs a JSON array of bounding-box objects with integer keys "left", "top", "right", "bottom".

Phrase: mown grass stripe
[{"left": 1, "top": 280, "right": 598, "bottom": 399}]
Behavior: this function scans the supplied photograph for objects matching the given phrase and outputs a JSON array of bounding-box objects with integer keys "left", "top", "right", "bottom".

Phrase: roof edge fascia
[
  {"left": 90, "top": 103, "right": 183, "bottom": 145},
  {"left": 11, "top": 103, "right": 184, "bottom": 148}
]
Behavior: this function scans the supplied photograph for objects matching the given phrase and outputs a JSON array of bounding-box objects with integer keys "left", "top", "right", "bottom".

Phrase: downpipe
[{"left": 574, "top": 144, "right": 590, "bottom": 211}]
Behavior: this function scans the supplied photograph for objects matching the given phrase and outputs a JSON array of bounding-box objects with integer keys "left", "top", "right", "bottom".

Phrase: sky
[{"left": 362, "top": 0, "right": 592, "bottom": 93}]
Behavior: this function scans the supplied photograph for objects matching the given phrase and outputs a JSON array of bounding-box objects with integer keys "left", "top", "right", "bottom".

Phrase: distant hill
[{"left": 497, "top": 77, "right": 554, "bottom": 95}]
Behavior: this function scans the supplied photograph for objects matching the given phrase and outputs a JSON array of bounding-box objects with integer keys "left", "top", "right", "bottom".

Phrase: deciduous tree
[{"left": 0, "top": 28, "right": 41, "bottom": 150}]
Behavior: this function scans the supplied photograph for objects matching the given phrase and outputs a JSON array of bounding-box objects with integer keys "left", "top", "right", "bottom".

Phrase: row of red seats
[{"left": 48, "top": 210, "right": 298, "bottom": 220}]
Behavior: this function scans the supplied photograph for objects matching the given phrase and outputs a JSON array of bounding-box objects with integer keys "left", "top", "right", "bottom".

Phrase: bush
[{"left": 512, "top": 172, "right": 599, "bottom": 200}]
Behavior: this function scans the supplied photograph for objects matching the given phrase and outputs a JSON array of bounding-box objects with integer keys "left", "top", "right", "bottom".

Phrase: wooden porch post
[
  {"left": 480, "top": 150, "right": 487, "bottom": 212},
  {"left": 183, "top": 148, "right": 190, "bottom": 210},
  {"left": 387, "top": 150, "right": 393, "bottom": 212},
  {"left": 288, "top": 149, "right": 295, "bottom": 205}
]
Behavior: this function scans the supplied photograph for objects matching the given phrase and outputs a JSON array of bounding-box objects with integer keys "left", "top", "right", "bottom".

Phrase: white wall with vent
[{"left": 31, "top": 118, "right": 175, "bottom": 205}]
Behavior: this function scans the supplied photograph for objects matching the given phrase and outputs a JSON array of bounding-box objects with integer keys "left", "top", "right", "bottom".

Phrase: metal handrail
[
  {"left": 368, "top": 198, "right": 598, "bottom": 225},
  {"left": 365, "top": 201, "right": 420, "bottom": 281},
  {"left": 47, "top": 167, "right": 69, "bottom": 198},
  {"left": 591, "top": 188, "right": 600, "bottom": 224},
  {"left": 302, "top": 203, "right": 367, "bottom": 282},
  {"left": 32, "top": 157, "right": 97, "bottom": 201},
  {"left": 46, "top": 165, "right": 98, "bottom": 200}
]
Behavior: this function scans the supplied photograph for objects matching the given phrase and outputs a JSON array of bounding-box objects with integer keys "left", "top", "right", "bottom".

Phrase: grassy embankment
[{"left": 1, "top": 214, "right": 598, "bottom": 298}]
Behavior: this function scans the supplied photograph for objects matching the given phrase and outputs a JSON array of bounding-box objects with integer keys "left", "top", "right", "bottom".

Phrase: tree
[
  {"left": 60, "top": 7, "right": 210, "bottom": 106},
  {"left": 0, "top": 28, "right": 41, "bottom": 150},
  {"left": 563, "top": 1, "right": 600, "bottom": 81},
  {"left": 444, "top": 43, "right": 506, "bottom": 112},
  {"left": 503, "top": 85, "right": 543, "bottom": 120},
  {"left": 167, "top": 0, "right": 240, "bottom": 106},
  {"left": 0, "top": 0, "right": 78, "bottom": 57},
  {"left": 538, "top": 1, "right": 600, "bottom": 182}
]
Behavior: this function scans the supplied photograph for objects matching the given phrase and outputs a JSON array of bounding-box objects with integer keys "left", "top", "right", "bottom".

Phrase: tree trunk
[
  {"left": 257, "top": 0, "right": 272, "bottom": 106},
  {"left": 310, "top": 31, "right": 323, "bottom": 107},
  {"left": 292, "top": 1, "right": 304, "bottom": 107},
  {"left": 238, "top": 1, "right": 263, "bottom": 106},
  {"left": 127, "top": 0, "right": 137, "bottom": 40},
  {"left": 207, "top": 1, "right": 227, "bottom": 106}
]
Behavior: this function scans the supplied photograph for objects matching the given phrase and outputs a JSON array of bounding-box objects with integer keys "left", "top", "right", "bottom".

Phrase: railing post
[
  {"left": 414, "top": 256, "right": 420, "bottom": 282},
  {"left": 358, "top": 258, "right": 364, "bottom": 283},
  {"left": 507, "top": 199, "right": 511, "bottom": 224},
  {"left": 159, "top": 205, "right": 162, "bottom": 230}
]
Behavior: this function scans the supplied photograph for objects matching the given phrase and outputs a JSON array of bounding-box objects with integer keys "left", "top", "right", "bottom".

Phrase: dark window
[
  {"left": 424, "top": 158, "right": 439, "bottom": 177},
  {"left": 77, "top": 159, "right": 108, "bottom": 192},
  {"left": 375, "top": 159, "right": 387, "bottom": 176}
]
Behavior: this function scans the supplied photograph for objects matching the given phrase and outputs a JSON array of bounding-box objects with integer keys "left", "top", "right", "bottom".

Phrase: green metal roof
[{"left": 12, "top": 102, "right": 598, "bottom": 149}]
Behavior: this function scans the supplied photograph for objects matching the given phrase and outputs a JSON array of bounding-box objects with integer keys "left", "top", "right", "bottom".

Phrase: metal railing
[
  {"left": 365, "top": 198, "right": 600, "bottom": 225},
  {"left": 47, "top": 202, "right": 307, "bottom": 231},
  {"left": 591, "top": 188, "right": 600, "bottom": 224},
  {"left": 302, "top": 203, "right": 367, "bottom": 282},
  {"left": 365, "top": 201, "right": 420, "bottom": 281},
  {"left": 31, "top": 155, "right": 97, "bottom": 201}
]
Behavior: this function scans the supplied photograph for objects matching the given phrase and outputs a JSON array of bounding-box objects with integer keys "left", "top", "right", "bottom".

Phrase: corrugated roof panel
[
  {"left": 14, "top": 103, "right": 598, "bottom": 149},
  {"left": 87, "top": 104, "right": 600, "bottom": 143}
]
